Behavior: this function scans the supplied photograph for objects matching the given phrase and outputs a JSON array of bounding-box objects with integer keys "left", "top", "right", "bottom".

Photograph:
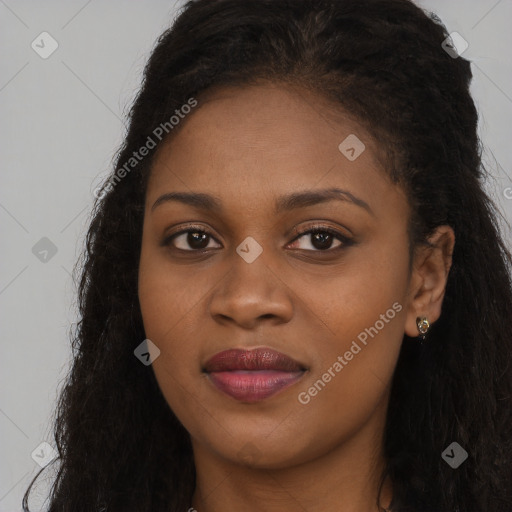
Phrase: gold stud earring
[{"left": 416, "top": 316, "right": 430, "bottom": 341}]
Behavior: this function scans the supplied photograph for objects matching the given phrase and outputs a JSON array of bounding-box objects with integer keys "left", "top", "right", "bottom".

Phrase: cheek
[
  {"left": 138, "top": 253, "right": 200, "bottom": 427},
  {"left": 292, "top": 236, "right": 408, "bottom": 426},
  {"left": 138, "top": 237, "right": 212, "bottom": 343},
  {"left": 300, "top": 233, "right": 409, "bottom": 346},
  {"left": 138, "top": 243, "right": 198, "bottom": 379},
  {"left": 291, "top": 294, "right": 406, "bottom": 462},
  {"left": 138, "top": 239, "right": 226, "bottom": 424}
]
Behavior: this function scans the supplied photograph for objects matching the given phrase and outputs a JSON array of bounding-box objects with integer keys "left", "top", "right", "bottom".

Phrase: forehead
[{"left": 146, "top": 82, "right": 398, "bottom": 216}]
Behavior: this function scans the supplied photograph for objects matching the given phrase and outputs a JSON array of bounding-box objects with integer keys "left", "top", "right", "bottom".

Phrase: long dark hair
[{"left": 23, "top": 0, "right": 512, "bottom": 510}]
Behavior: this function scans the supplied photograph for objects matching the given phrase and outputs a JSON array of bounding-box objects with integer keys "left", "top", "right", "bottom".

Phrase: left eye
[{"left": 288, "top": 227, "right": 349, "bottom": 251}]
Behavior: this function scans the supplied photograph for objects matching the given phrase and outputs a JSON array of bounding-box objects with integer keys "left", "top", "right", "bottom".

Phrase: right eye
[{"left": 162, "top": 226, "right": 222, "bottom": 252}]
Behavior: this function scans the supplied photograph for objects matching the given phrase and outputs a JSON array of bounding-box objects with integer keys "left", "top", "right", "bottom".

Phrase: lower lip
[{"left": 207, "top": 370, "right": 305, "bottom": 402}]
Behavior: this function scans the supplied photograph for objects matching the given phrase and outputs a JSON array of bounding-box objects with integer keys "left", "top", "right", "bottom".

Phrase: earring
[{"left": 416, "top": 316, "right": 430, "bottom": 340}]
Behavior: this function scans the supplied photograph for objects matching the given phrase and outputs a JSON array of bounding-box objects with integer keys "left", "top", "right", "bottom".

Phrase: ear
[{"left": 404, "top": 225, "right": 455, "bottom": 338}]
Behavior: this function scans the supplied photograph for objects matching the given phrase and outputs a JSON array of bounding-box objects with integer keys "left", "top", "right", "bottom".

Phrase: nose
[{"left": 208, "top": 251, "right": 294, "bottom": 330}]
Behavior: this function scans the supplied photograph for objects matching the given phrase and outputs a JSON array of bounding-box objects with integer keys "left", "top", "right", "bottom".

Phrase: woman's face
[{"left": 138, "top": 82, "right": 427, "bottom": 469}]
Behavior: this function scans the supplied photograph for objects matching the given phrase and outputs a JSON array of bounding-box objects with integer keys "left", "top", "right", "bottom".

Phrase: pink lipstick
[{"left": 203, "top": 347, "right": 306, "bottom": 402}]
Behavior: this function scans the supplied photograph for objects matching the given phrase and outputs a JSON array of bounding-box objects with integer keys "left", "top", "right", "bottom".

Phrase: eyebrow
[{"left": 151, "top": 187, "right": 374, "bottom": 217}]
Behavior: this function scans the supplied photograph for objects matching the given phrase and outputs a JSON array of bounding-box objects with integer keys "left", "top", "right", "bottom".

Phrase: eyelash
[{"left": 162, "top": 223, "right": 353, "bottom": 254}]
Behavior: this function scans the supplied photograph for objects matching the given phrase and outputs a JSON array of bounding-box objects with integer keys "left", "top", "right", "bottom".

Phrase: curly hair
[{"left": 23, "top": 0, "right": 512, "bottom": 510}]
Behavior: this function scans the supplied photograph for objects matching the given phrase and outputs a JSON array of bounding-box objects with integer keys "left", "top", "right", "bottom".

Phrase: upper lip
[{"left": 203, "top": 347, "right": 306, "bottom": 372}]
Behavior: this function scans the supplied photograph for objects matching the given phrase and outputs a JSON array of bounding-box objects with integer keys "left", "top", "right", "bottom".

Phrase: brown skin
[{"left": 138, "top": 82, "right": 455, "bottom": 511}]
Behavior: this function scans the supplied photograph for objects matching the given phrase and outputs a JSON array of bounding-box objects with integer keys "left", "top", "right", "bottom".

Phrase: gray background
[{"left": 1, "top": 1, "right": 511, "bottom": 510}]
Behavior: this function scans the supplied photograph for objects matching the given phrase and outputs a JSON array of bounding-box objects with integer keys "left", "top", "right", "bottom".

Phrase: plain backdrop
[{"left": 1, "top": 1, "right": 511, "bottom": 510}]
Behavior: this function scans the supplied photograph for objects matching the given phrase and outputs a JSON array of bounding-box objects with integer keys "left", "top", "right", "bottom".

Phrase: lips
[
  {"left": 204, "top": 347, "right": 305, "bottom": 373},
  {"left": 204, "top": 348, "right": 306, "bottom": 402}
]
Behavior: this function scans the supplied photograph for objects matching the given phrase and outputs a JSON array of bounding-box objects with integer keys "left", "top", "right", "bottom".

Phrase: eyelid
[{"left": 288, "top": 222, "right": 352, "bottom": 242}]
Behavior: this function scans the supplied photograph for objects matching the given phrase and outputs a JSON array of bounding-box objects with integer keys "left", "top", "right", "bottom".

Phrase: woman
[{"left": 23, "top": 0, "right": 512, "bottom": 510}]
